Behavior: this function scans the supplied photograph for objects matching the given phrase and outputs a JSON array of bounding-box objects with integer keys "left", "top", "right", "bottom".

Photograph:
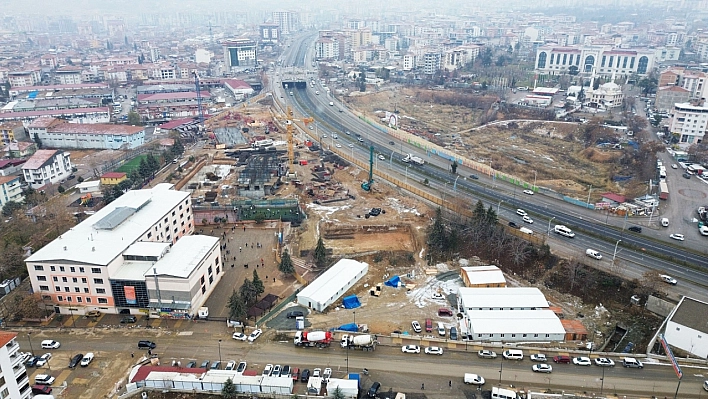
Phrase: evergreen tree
[
  {"left": 278, "top": 249, "right": 295, "bottom": 274},
  {"left": 252, "top": 270, "right": 264, "bottom": 296},
  {"left": 313, "top": 236, "right": 327, "bottom": 268},
  {"left": 332, "top": 387, "right": 345, "bottom": 399},
  {"left": 222, "top": 378, "right": 237, "bottom": 398},
  {"left": 239, "top": 278, "right": 258, "bottom": 306},
  {"left": 127, "top": 111, "right": 141, "bottom": 125},
  {"left": 227, "top": 290, "right": 246, "bottom": 321},
  {"left": 138, "top": 158, "right": 151, "bottom": 179},
  {"left": 146, "top": 153, "right": 159, "bottom": 173},
  {"left": 472, "top": 200, "right": 486, "bottom": 223},
  {"left": 427, "top": 207, "right": 447, "bottom": 252},
  {"left": 484, "top": 205, "right": 498, "bottom": 226}
]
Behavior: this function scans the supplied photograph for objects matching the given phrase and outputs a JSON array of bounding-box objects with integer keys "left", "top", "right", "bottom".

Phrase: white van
[
  {"left": 661, "top": 218, "right": 669, "bottom": 227},
  {"left": 585, "top": 249, "right": 602, "bottom": 260},
  {"left": 519, "top": 227, "right": 534, "bottom": 235},
  {"left": 492, "top": 386, "right": 519, "bottom": 399},
  {"left": 35, "top": 374, "right": 55, "bottom": 385},
  {"left": 622, "top": 357, "right": 643, "bottom": 368},
  {"left": 437, "top": 322, "right": 446, "bottom": 337},
  {"left": 554, "top": 225, "right": 575, "bottom": 238},
  {"left": 502, "top": 349, "right": 524, "bottom": 360}
]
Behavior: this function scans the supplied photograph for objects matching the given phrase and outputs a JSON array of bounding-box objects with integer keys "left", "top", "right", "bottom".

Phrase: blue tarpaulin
[
  {"left": 338, "top": 323, "right": 358, "bottom": 332},
  {"left": 384, "top": 275, "right": 401, "bottom": 288},
  {"left": 342, "top": 295, "right": 361, "bottom": 309}
]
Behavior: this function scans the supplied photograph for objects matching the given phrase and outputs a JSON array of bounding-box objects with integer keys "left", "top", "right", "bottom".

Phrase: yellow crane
[{"left": 287, "top": 107, "right": 294, "bottom": 166}]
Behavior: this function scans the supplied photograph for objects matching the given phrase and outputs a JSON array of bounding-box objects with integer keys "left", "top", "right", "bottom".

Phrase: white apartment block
[
  {"left": 681, "top": 72, "right": 708, "bottom": 101},
  {"left": 272, "top": 10, "right": 297, "bottom": 35},
  {"left": 696, "top": 40, "right": 708, "bottom": 62},
  {"left": 8, "top": 71, "right": 41, "bottom": 87},
  {"left": 222, "top": 39, "right": 258, "bottom": 70},
  {"left": 423, "top": 52, "right": 441, "bottom": 75},
  {"left": 535, "top": 45, "right": 656, "bottom": 76},
  {"left": 402, "top": 53, "right": 416, "bottom": 71},
  {"left": 28, "top": 117, "right": 145, "bottom": 150},
  {"left": 315, "top": 38, "right": 340, "bottom": 60},
  {"left": 443, "top": 45, "right": 481, "bottom": 71},
  {"left": 21, "top": 149, "right": 72, "bottom": 189},
  {"left": 669, "top": 101, "right": 708, "bottom": 148},
  {"left": 55, "top": 69, "right": 82, "bottom": 85},
  {"left": 0, "top": 175, "right": 24, "bottom": 208},
  {"left": 24, "top": 184, "right": 215, "bottom": 317},
  {"left": 0, "top": 332, "right": 31, "bottom": 399}
]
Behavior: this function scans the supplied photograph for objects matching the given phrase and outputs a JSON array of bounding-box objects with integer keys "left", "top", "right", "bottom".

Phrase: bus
[{"left": 659, "top": 181, "right": 669, "bottom": 200}]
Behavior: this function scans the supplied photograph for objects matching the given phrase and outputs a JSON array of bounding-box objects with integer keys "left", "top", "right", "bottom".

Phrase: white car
[
  {"left": 572, "top": 356, "right": 592, "bottom": 366},
  {"left": 225, "top": 360, "right": 237, "bottom": 370},
  {"left": 80, "top": 352, "right": 94, "bottom": 367},
  {"left": 309, "top": 126, "right": 313, "bottom": 130},
  {"left": 660, "top": 274, "right": 678, "bottom": 285},
  {"left": 594, "top": 357, "right": 615, "bottom": 367},
  {"left": 425, "top": 346, "right": 443, "bottom": 355},
  {"left": 402, "top": 345, "right": 420, "bottom": 354},
  {"left": 312, "top": 368, "right": 321, "bottom": 377},
  {"left": 516, "top": 209, "right": 527, "bottom": 217},
  {"left": 40, "top": 340, "right": 60, "bottom": 349},
  {"left": 523, "top": 189, "right": 534, "bottom": 195},
  {"left": 532, "top": 364, "right": 553, "bottom": 373},
  {"left": 671, "top": 164, "right": 678, "bottom": 169},
  {"left": 35, "top": 353, "right": 52, "bottom": 367},
  {"left": 530, "top": 354, "right": 547, "bottom": 362},
  {"left": 322, "top": 134, "right": 327, "bottom": 138},
  {"left": 232, "top": 332, "right": 247, "bottom": 341},
  {"left": 247, "top": 329, "right": 262, "bottom": 342},
  {"left": 669, "top": 233, "right": 685, "bottom": 241},
  {"left": 464, "top": 373, "right": 485, "bottom": 385},
  {"left": 335, "top": 143, "right": 342, "bottom": 148},
  {"left": 323, "top": 367, "right": 332, "bottom": 380},
  {"left": 411, "top": 321, "right": 422, "bottom": 333},
  {"left": 431, "top": 292, "right": 444, "bottom": 300},
  {"left": 348, "top": 143, "right": 354, "bottom": 148},
  {"left": 263, "top": 364, "right": 273, "bottom": 376},
  {"left": 522, "top": 215, "right": 533, "bottom": 224},
  {"left": 378, "top": 155, "right": 385, "bottom": 161}
]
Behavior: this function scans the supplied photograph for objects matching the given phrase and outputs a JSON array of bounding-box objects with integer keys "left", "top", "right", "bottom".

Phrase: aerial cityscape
[{"left": 0, "top": 1, "right": 708, "bottom": 398}]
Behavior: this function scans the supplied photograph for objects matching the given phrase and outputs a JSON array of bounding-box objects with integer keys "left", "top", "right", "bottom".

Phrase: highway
[
  {"left": 274, "top": 34, "right": 708, "bottom": 302},
  {"left": 16, "top": 328, "right": 708, "bottom": 398}
]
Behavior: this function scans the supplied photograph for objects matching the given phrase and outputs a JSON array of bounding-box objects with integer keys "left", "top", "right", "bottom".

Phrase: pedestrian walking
[
  {"left": 449, "top": 380, "right": 452, "bottom": 388},
  {"left": 239, "top": 247, "right": 242, "bottom": 252},
  {"left": 131, "top": 352, "right": 134, "bottom": 358},
  {"left": 421, "top": 383, "right": 424, "bottom": 390}
]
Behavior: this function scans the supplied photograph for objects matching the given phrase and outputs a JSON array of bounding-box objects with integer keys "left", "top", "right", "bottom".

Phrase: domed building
[{"left": 585, "top": 80, "right": 624, "bottom": 110}]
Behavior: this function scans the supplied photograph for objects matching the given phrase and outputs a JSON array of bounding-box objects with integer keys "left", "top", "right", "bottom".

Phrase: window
[
  {"left": 511, "top": 334, "right": 516, "bottom": 337},
  {"left": 147, "top": 232, "right": 152, "bottom": 239},
  {"left": 201, "top": 276, "right": 205, "bottom": 284},
  {"left": 568, "top": 54, "right": 573, "bottom": 65},
  {"left": 622, "top": 56, "right": 628, "bottom": 68},
  {"left": 523, "top": 334, "right": 527, "bottom": 337},
  {"left": 53, "top": 276, "right": 58, "bottom": 282},
  {"left": 37, "top": 276, "right": 47, "bottom": 281},
  {"left": 208, "top": 266, "right": 213, "bottom": 275},
  {"left": 84, "top": 288, "right": 89, "bottom": 293},
  {"left": 216, "top": 266, "right": 220, "bottom": 274},
  {"left": 98, "top": 298, "right": 108, "bottom": 304},
  {"left": 74, "top": 287, "right": 80, "bottom": 293},
  {"left": 608, "top": 56, "right": 614, "bottom": 68},
  {"left": 82, "top": 278, "right": 87, "bottom": 283},
  {"left": 86, "top": 298, "right": 92, "bottom": 303},
  {"left": 94, "top": 278, "right": 104, "bottom": 284},
  {"left": 57, "top": 296, "right": 63, "bottom": 301},
  {"left": 630, "top": 57, "right": 635, "bottom": 68},
  {"left": 62, "top": 277, "right": 67, "bottom": 282},
  {"left": 562, "top": 53, "right": 567, "bottom": 65},
  {"left": 546, "top": 334, "right": 550, "bottom": 338},
  {"left": 202, "top": 286, "right": 206, "bottom": 294},
  {"left": 601, "top": 55, "right": 606, "bottom": 67},
  {"left": 34, "top": 265, "right": 44, "bottom": 271},
  {"left": 537, "top": 52, "right": 547, "bottom": 68},
  {"left": 60, "top": 266, "right": 65, "bottom": 272},
  {"left": 67, "top": 297, "right": 72, "bottom": 302},
  {"left": 70, "top": 267, "right": 75, "bottom": 273},
  {"left": 96, "top": 288, "right": 106, "bottom": 294},
  {"left": 77, "top": 297, "right": 82, "bottom": 303},
  {"left": 91, "top": 268, "right": 101, "bottom": 274},
  {"left": 215, "top": 257, "right": 220, "bottom": 265},
  {"left": 72, "top": 278, "right": 78, "bottom": 283},
  {"left": 549, "top": 53, "right": 554, "bottom": 65},
  {"left": 39, "top": 285, "right": 49, "bottom": 291},
  {"left": 637, "top": 56, "right": 649, "bottom": 74},
  {"left": 64, "top": 287, "right": 70, "bottom": 292},
  {"left": 79, "top": 267, "right": 84, "bottom": 273},
  {"left": 55, "top": 286, "right": 60, "bottom": 292},
  {"left": 209, "top": 275, "right": 214, "bottom": 284},
  {"left": 50, "top": 266, "right": 56, "bottom": 271}
]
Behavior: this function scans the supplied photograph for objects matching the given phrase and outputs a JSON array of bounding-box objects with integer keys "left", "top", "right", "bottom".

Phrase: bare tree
[
  {"left": 508, "top": 237, "right": 531, "bottom": 267},
  {"left": 637, "top": 270, "right": 663, "bottom": 298},
  {"left": 565, "top": 258, "right": 583, "bottom": 291}
]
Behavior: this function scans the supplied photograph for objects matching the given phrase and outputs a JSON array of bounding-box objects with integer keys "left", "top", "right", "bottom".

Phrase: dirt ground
[{"left": 347, "top": 89, "right": 627, "bottom": 198}]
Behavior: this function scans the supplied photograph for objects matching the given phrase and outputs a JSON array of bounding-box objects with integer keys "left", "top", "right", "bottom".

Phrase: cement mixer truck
[
  {"left": 294, "top": 330, "right": 334, "bottom": 348},
  {"left": 340, "top": 334, "right": 377, "bottom": 351}
]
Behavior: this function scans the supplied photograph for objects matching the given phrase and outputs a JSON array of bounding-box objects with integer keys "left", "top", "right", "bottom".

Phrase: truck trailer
[
  {"left": 402, "top": 154, "right": 424, "bottom": 165},
  {"left": 340, "top": 334, "right": 377, "bottom": 351}
]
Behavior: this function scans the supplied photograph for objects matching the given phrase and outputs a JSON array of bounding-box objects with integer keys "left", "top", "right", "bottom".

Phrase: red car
[
  {"left": 553, "top": 355, "right": 571, "bottom": 363},
  {"left": 32, "top": 385, "right": 52, "bottom": 395},
  {"left": 438, "top": 308, "right": 453, "bottom": 317}
]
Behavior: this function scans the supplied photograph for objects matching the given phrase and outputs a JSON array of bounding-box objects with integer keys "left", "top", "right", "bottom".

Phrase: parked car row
[
  {"left": 409, "top": 319, "right": 458, "bottom": 339},
  {"left": 400, "top": 345, "right": 444, "bottom": 355},
  {"left": 477, "top": 349, "right": 644, "bottom": 371}
]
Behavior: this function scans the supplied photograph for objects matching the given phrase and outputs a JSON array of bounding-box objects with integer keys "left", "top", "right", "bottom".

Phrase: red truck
[{"left": 294, "top": 330, "right": 333, "bottom": 348}]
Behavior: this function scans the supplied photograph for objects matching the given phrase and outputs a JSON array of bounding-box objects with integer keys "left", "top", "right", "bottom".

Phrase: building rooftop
[
  {"left": 224, "top": 79, "right": 253, "bottom": 90},
  {"left": 145, "top": 235, "right": 219, "bottom": 279},
  {"left": 102, "top": 172, "right": 127, "bottom": 179},
  {"left": 49, "top": 122, "right": 144, "bottom": 136},
  {"left": 458, "top": 287, "right": 549, "bottom": 309},
  {"left": 297, "top": 259, "right": 368, "bottom": 305},
  {"left": 138, "top": 92, "right": 211, "bottom": 102},
  {"left": 0, "top": 107, "right": 109, "bottom": 120},
  {"left": 0, "top": 331, "right": 17, "bottom": 347},
  {"left": 21, "top": 149, "right": 60, "bottom": 170},
  {"left": 25, "top": 184, "right": 189, "bottom": 266},
  {"left": 670, "top": 297, "right": 708, "bottom": 333},
  {"left": 28, "top": 116, "right": 61, "bottom": 129},
  {"left": 467, "top": 310, "right": 565, "bottom": 335},
  {"left": 461, "top": 266, "right": 506, "bottom": 285},
  {"left": 0, "top": 175, "right": 20, "bottom": 185}
]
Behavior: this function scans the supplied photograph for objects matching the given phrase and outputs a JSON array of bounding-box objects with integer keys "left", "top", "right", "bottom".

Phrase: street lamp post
[
  {"left": 600, "top": 364, "right": 605, "bottom": 394},
  {"left": 68, "top": 308, "right": 76, "bottom": 328},
  {"left": 586, "top": 185, "right": 593, "bottom": 209},
  {"left": 497, "top": 200, "right": 503, "bottom": 214},
  {"left": 499, "top": 347, "right": 504, "bottom": 386},
  {"left": 218, "top": 339, "right": 222, "bottom": 365},
  {"left": 547, "top": 217, "right": 556, "bottom": 237},
  {"left": 533, "top": 170, "right": 537, "bottom": 190},
  {"left": 611, "top": 239, "right": 622, "bottom": 269},
  {"left": 27, "top": 332, "right": 34, "bottom": 355},
  {"left": 405, "top": 166, "right": 409, "bottom": 184}
]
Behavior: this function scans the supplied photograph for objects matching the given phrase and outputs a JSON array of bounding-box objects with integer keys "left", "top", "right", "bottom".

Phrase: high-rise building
[
  {"left": 0, "top": 332, "right": 31, "bottom": 399},
  {"left": 272, "top": 10, "right": 297, "bottom": 36},
  {"left": 222, "top": 39, "right": 257, "bottom": 72}
]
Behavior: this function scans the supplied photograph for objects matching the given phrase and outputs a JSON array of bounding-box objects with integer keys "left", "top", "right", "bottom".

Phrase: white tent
[{"left": 297, "top": 259, "right": 368, "bottom": 312}]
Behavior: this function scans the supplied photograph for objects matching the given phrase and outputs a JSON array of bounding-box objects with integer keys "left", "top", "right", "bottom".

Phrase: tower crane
[
  {"left": 193, "top": 72, "right": 204, "bottom": 125},
  {"left": 287, "top": 107, "right": 294, "bottom": 166}
]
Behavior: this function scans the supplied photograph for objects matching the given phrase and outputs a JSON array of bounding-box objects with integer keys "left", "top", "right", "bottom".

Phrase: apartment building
[
  {"left": 29, "top": 119, "right": 145, "bottom": 150},
  {"left": 222, "top": 39, "right": 257, "bottom": 71},
  {"left": 669, "top": 101, "right": 708, "bottom": 148},
  {"left": 0, "top": 175, "right": 24, "bottom": 208},
  {"left": 55, "top": 68, "right": 82, "bottom": 85},
  {"left": 21, "top": 149, "right": 73, "bottom": 189},
  {"left": 272, "top": 10, "right": 297, "bottom": 35},
  {"left": 7, "top": 71, "right": 41, "bottom": 88},
  {"left": 24, "top": 184, "right": 215, "bottom": 317},
  {"left": 0, "top": 332, "right": 31, "bottom": 399},
  {"left": 0, "top": 123, "right": 27, "bottom": 146},
  {"left": 315, "top": 38, "right": 340, "bottom": 60}
]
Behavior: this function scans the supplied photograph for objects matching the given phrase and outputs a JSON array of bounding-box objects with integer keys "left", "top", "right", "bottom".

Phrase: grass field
[{"left": 115, "top": 155, "right": 148, "bottom": 174}]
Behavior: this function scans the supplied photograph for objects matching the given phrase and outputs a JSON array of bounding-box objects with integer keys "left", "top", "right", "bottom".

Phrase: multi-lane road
[
  {"left": 273, "top": 34, "right": 708, "bottom": 303},
  {"left": 16, "top": 328, "right": 708, "bottom": 398}
]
